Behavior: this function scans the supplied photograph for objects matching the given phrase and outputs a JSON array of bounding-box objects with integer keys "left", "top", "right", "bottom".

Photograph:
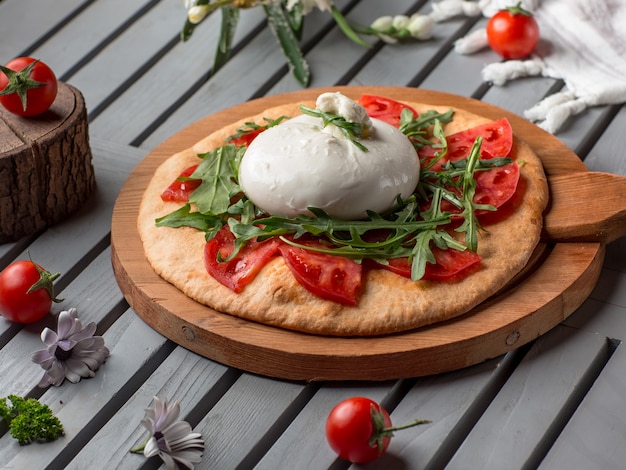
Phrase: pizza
[{"left": 137, "top": 92, "right": 549, "bottom": 336}]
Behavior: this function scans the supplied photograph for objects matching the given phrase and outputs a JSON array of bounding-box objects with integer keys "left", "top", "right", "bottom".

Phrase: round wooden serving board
[{"left": 111, "top": 86, "right": 622, "bottom": 381}]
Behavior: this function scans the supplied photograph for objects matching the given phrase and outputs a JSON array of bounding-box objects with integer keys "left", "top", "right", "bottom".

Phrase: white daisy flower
[
  {"left": 132, "top": 396, "right": 204, "bottom": 470},
  {"left": 31, "top": 308, "right": 109, "bottom": 387}
]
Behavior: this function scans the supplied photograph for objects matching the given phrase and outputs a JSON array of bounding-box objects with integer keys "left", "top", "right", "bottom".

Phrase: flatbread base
[{"left": 138, "top": 99, "right": 548, "bottom": 336}]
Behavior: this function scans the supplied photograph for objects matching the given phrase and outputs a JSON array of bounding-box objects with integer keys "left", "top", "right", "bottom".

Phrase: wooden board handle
[{"left": 542, "top": 172, "right": 626, "bottom": 244}]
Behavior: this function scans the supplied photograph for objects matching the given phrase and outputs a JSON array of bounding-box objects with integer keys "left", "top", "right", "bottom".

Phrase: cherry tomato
[
  {"left": 326, "top": 397, "right": 393, "bottom": 464},
  {"left": 0, "top": 57, "right": 58, "bottom": 116},
  {"left": 326, "top": 397, "right": 431, "bottom": 464},
  {"left": 0, "top": 260, "right": 62, "bottom": 323},
  {"left": 486, "top": 2, "right": 540, "bottom": 59}
]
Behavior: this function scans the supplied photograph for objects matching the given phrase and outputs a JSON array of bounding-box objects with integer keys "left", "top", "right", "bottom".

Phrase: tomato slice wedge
[
  {"left": 419, "top": 118, "right": 513, "bottom": 170},
  {"left": 358, "top": 94, "right": 418, "bottom": 127},
  {"left": 379, "top": 246, "right": 481, "bottom": 281},
  {"left": 161, "top": 164, "right": 201, "bottom": 202},
  {"left": 228, "top": 127, "right": 264, "bottom": 147},
  {"left": 204, "top": 226, "right": 281, "bottom": 293},
  {"left": 278, "top": 242, "right": 362, "bottom": 306},
  {"left": 419, "top": 117, "right": 519, "bottom": 216}
]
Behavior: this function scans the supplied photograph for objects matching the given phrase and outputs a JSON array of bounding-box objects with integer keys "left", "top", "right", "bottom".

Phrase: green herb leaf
[
  {"left": 226, "top": 115, "right": 290, "bottom": 143},
  {"left": 156, "top": 204, "right": 221, "bottom": 231},
  {"left": 263, "top": 2, "right": 310, "bottom": 86},
  {"left": 299, "top": 104, "right": 368, "bottom": 151},
  {"left": 330, "top": 5, "right": 370, "bottom": 47},
  {"left": 0, "top": 395, "right": 64, "bottom": 445},
  {"left": 214, "top": 7, "right": 240, "bottom": 73},
  {"left": 188, "top": 144, "right": 244, "bottom": 214}
]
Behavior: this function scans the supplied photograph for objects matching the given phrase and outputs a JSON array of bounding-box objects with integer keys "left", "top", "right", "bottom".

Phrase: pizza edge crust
[{"left": 137, "top": 101, "right": 549, "bottom": 336}]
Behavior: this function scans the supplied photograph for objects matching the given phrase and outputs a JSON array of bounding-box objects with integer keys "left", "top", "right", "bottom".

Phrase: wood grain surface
[
  {"left": 111, "top": 86, "right": 614, "bottom": 381},
  {"left": 0, "top": 82, "right": 95, "bottom": 242}
]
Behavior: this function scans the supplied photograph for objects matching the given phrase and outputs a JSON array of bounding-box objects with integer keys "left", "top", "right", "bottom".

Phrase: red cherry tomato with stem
[
  {"left": 486, "top": 2, "right": 540, "bottom": 59},
  {"left": 325, "top": 397, "right": 430, "bottom": 464},
  {"left": 0, "top": 259, "right": 63, "bottom": 323},
  {"left": 0, "top": 57, "right": 58, "bottom": 116}
]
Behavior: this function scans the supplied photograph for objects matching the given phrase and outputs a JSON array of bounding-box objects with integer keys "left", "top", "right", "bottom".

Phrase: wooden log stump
[{"left": 0, "top": 82, "right": 95, "bottom": 243}]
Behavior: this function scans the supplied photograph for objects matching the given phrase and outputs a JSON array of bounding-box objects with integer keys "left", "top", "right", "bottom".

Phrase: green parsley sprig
[{"left": 0, "top": 395, "right": 64, "bottom": 445}]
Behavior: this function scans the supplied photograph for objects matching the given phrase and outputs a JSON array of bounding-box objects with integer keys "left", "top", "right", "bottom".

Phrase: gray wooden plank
[
  {"left": 7, "top": 139, "right": 144, "bottom": 288},
  {"left": 87, "top": 7, "right": 267, "bottom": 146},
  {"left": 349, "top": 2, "right": 477, "bottom": 88},
  {"left": 418, "top": 17, "right": 492, "bottom": 97},
  {"left": 365, "top": 359, "right": 501, "bottom": 470},
  {"left": 256, "top": 383, "right": 399, "bottom": 469},
  {"left": 564, "top": 297, "right": 626, "bottom": 338},
  {"left": 0, "top": 309, "right": 167, "bottom": 468},
  {"left": 137, "top": 6, "right": 330, "bottom": 151},
  {"left": 267, "top": 0, "right": 420, "bottom": 95},
  {"left": 584, "top": 104, "right": 626, "bottom": 176},
  {"left": 67, "top": 0, "right": 192, "bottom": 112},
  {"left": 0, "top": 0, "right": 86, "bottom": 62},
  {"left": 482, "top": 76, "right": 560, "bottom": 124},
  {"left": 194, "top": 374, "right": 306, "bottom": 469},
  {"left": 69, "top": 346, "right": 229, "bottom": 469},
  {"left": 0, "top": 140, "right": 141, "bottom": 339},
  {"left": 0, "top": 247, "right": 124, "bottom": 398},
  {"left": 589, "top": 265, "right": 626, "bottom": 309},
  {"left": 539, "top": 342, "right": 626, "bottom": 469},
  {"left": 26, "top": 0, "right": 159, "bottom": 80},
  {"left": 446, "top": 325, "right": 609, "bottom": 469}
]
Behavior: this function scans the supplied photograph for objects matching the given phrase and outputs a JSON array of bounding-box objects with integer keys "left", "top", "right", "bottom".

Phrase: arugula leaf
[
  {"left": 188, "top": 144, "right": 244, "bottom": 214},
  {"left": 226, "top": 115, "right": 289, "bottom": 143},
  {"left": 299, "top": 104, "right": 368, "bottom": 151},
  {"left": 454, "top": 136, "right": 483, "bottom": 251},
  {"left": 400, "top": 108, "right": 454, "bottom": 148},
  {"left": 156, "top": 204, "right": 221, "bottom": 232}
]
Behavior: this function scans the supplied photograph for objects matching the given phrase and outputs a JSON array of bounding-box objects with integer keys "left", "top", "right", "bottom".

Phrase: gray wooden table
[{"left": 1, "top": 1, "right": 625, "bottom": 469}]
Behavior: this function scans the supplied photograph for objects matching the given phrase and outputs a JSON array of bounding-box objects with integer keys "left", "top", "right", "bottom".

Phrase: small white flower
[
  {"left": 132, "top": 397, "right": 204, "bottom": 470},
  {"left": 187, "top": 5, "right": 211, "bottom": 24},
  {"left": 370, "top": 15, "right": 394, "bottom": 32},
  {"left": 408, "top": 13, "right": 434, "bottom": 40},
  {"left": 287, "top": 0, "right": 333, "bottom": 15},
  {"left": 392, "top": 14, "right": 410, "bottom": 31},
  {"left": 31, "top": 308, "right": 109, "bottom": 387}
]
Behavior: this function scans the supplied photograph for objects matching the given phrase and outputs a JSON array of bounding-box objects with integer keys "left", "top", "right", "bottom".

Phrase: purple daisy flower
[{"left": 31, "top": 308, "right": 109, "bottom": 387}]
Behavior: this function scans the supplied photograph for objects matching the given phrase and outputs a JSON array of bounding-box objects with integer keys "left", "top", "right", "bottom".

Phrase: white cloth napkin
[{"left": 430, "top": 0, "right": 626, "bottom": 134}]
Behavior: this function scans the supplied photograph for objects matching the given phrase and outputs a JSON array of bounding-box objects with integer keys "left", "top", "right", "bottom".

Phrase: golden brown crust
[{"left": 138, "top": 99, "right": 549, "bottom": 336}]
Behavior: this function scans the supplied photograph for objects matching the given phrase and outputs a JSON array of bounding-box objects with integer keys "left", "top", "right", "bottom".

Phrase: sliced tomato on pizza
[
  {"left": 419, "top": 118, "right": 513, "bottom": 169},
  {"left": 358, "top": 94, "right": 418, "bottom": 127},
  {"left": 161, "top": 164, "right": 201, "bottom": 202},
  {"left": 377, "top": 246, "right": 482, "bottom": 281},
  {"left": 420, "top": 118, "right": 520, "bottom": 217},
  {"left": 278, "top": 241, "right": 362, "bottom": 306},
  {"left": 204, "top": 226, "right": 282, "bottom": 293},
  {"left": 228, "top": 127, "right": 265, "bottom": 147}
]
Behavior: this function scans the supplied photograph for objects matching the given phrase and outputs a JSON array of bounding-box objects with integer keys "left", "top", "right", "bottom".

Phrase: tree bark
[{"left": 0, "top": 82, "right": 95, "bottom": 243}]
